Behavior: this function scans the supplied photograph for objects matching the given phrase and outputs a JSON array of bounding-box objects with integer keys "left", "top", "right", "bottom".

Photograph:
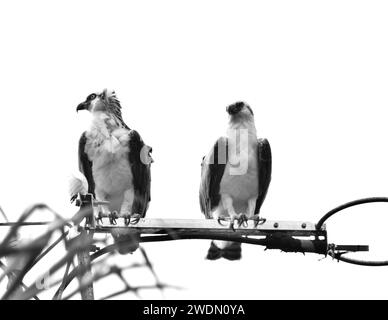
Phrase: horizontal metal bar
[
  {"left": 87, "top": 218, "right": 325, "bottom": 237},
  {"left": 138, "top": 233, "right": 328, "bottom": 255},
  {"left": 334, "top": 245, "right": 369, "bottom": 252}
]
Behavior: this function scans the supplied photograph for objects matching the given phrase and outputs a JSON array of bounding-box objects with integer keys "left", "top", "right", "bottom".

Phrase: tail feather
[
  {"left": 206, "top": 241, "right": 241, "bottom": 260},
  {"left": 111, "top": 229, "right": 140, "bottom": 254}
]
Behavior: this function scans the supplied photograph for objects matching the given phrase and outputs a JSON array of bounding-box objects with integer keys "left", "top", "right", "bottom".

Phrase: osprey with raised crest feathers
[{"left": 73, "top": 89, "right": 152, "bottom": 254}]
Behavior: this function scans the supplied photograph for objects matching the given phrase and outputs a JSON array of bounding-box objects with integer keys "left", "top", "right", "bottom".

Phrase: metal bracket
[{"left": 74, "top": 194, "right": 369, "bottom": 257}]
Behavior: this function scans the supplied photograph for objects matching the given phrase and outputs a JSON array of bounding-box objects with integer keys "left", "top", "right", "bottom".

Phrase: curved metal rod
[
  {"left": 316, "top": 197, "right": 388, "bottom": 230},
  {"left": 329, "top": 252, "right": 388, "bottom": 267},
  {"left": 317, "top": 197, "right": 388, "bottom": 266}
]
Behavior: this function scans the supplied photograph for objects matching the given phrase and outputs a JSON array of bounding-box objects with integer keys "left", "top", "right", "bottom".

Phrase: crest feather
[{"left": 100, "top": 89, "right": 129, "bottom": 129}]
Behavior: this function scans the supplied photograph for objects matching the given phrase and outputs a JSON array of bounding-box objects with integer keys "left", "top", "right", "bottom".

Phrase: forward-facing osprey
[
  {"left": 74, "top": 89, "right": 152, "bottom": 253},
  {"left": 199, "top": 102, "right": 272, "bottom": 260}
]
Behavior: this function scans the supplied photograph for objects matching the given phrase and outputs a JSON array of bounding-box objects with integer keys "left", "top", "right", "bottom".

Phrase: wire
[
  {"left": 317, "top": 197, "right": 388, "bottom": 266},
  {"left": 316, "top": 197, "right": 388, "bottom": 230},
  {"left": 329, "top": 252, "right": 388, "bottom": 267}
]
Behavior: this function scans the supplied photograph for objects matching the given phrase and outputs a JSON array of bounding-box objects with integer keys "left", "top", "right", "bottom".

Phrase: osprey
[
  {"left": 74, "top": 89, "right": 152, "bottom": 253},
  {"left": 199, "top": 102, "right": 272, "bottom": 260}
]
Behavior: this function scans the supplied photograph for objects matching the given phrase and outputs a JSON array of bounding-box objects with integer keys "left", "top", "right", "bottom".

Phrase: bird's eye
[{"left": 87, "top": 94, "right": 96, "bottom": 101}]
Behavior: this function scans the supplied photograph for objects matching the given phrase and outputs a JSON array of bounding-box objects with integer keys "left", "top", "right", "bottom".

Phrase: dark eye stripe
[{"left": 87, "top": 93, "right": 96, "bottom": 101}]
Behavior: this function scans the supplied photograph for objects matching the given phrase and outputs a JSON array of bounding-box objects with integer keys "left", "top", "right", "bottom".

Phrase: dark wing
[
  {"left": 78, "top": 131, "right": 95, "bottom": 197},
  {"left": 128, "top": 130, "right": 152, "bottom": 217},
  {"left": 255, "top": 138, "right": 272, "bottom": 215},
  {"left": 199, "top": 137, "right": 228, "bottom": 218}
]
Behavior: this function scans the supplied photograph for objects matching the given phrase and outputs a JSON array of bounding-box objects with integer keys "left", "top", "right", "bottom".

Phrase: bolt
[
  {"left": 274, "top": 222, "right": 279, "bottom": 228},
  {"left": 302, "top": 223, "right": 306, "bottom": 229}
]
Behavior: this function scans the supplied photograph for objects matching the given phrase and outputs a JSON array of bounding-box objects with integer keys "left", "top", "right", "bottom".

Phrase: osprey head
[
  {"left": 76, "top": 89, "right": 120, "bottom": 114},
  {"left": 226, "top": 101, "right": 254, "bottom": 119}
]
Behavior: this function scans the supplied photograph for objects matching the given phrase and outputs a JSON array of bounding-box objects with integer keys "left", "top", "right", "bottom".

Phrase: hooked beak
[{"left": 76, "top": 101, "right": 89, "bottom": 112}]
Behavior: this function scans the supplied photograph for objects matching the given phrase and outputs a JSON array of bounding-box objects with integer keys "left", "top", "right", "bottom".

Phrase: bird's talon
[
  {"left": 109, "top": 211, "right": 119, "bottom": 225},
  {"left": 228, "top": 221, "right": 236, "bottom": 231},
  {"left": 96, "top": 211, "right": 104, "bottom": 225},
  {"left": 239, "top": 217, "right": 248, "bottom": 228},
  {"left": 252, "top": 216, "right": 266, "bottom": 228},
  {"left": 129, "top": 214, "right": 141, "bottom": 225},
  {"left": 229, "top": 215, "right": 240, "bottom": 231},
  {"left": 217, "top": 217, "right": 229, "bottom": 227}
]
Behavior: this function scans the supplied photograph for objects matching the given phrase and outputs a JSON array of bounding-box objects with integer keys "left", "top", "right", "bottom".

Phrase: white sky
[{"left": 1, "top": 0, "right": 388, "bottom": 299}]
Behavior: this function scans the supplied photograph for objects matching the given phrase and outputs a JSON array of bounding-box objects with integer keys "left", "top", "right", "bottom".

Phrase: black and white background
[{"left": 1, "top": 0, "right": 388, "bottom": 300}]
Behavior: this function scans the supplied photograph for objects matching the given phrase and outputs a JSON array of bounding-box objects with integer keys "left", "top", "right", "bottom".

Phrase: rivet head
[
  {"left": 274, "top": 222, "right": 279, "bottom": 228},
  {"left": 302, "top": 223, "right": 306, "bottom": 229}
]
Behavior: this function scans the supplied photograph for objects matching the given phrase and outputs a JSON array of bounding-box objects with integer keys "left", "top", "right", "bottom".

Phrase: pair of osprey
[{"left": 72, "top": 89, "right": 271, "bottom": 260}]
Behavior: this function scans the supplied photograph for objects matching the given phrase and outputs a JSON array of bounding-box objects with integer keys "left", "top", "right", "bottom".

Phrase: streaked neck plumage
[
  {"left": 90, "top": 111, "right": 126, "bottom": 136},
  {"left": 86, "top": 111, "right": 131, "bottom": 159}
]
